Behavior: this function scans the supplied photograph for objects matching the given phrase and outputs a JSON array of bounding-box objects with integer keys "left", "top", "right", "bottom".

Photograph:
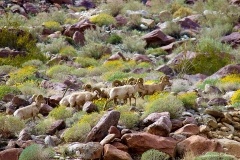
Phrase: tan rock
[
  {"left": 122, "top": 132, "right": 177, "bottom": 157},
  {"left": 174, "top": 124, "right": 199, "bottom": 137},
  {"left": 111, "top": 142, "right": 129, "bottom": 152},
  {"left": 100, "top": 134, "right": 116, "bottom": 145},
  {"left": 177, "top": 135, "right": 224, "bottom": 158},
  {"left": 104, "top": 144, "right": 133, "bottom": 160},
  {"left": 217, "top": 139, "right": 240, "bottom": 158},
  {"left": 0, "top": 148, "right": 23, "bottom": 160},
  {"left": 141, "top": 18, "right": 155, "bottom": 28}
]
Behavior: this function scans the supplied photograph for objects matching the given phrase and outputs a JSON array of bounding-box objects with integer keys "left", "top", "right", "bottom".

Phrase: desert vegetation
[{"left": 0, "top": 0, "right": 240, "bottom": 160}]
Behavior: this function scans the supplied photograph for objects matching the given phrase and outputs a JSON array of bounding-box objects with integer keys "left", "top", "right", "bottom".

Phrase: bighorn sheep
[
  {"left": 13, "top": 95, "right": 46, "bottom": 120},
  {"left": 103, "top": 78, "right": 145, "bottom": 110},
  {"left": 65, "top": 88, "right": 100, "bottom": 110},
  {"left": 139, "top": 76, "right": 171, "bottom": 98}
]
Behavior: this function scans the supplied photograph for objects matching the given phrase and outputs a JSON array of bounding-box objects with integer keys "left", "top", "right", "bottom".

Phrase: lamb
[
  {"left": 139, "top": 76, "right": 171, "bottom": 98},
  {"left": 103, "top": 78, "right": 145, "bottom": 110},
  {"left": 13, "top": 95, "right": 46, "bottom": 120}
]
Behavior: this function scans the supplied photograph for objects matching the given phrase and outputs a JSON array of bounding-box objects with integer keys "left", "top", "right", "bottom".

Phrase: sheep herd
[{"left": 13, "top": 76, "right": 172, "bottom": 120}]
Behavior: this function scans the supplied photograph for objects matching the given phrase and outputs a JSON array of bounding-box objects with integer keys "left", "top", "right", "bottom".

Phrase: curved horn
[
  {"left": 127, "top": 77, "right": 136, "bottom": 85},
  {"left": 159, "top": 76, "right": 164, "bottom": 82},
  {"left": 163, "top": 75, "right": 170, "bottom": 81},
  {"left": 92, "top": 87, "right": 101, "bottom": 95},
  {"left": 36, "top": 95, "right": 44, "bottom": 101},
  {"left": 112, "top": 80, "right": 123, "bottom": 87},
  {"left": 31, "top": 94, "right": 38, "bottom": 102},
  {"left": 83, "top": 84, "right": 92, "bottom": 91}
]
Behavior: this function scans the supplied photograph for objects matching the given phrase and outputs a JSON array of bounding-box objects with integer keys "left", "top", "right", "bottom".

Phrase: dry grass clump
[{"left": 122, "top": 35, "right": 146, "bottom": 54}]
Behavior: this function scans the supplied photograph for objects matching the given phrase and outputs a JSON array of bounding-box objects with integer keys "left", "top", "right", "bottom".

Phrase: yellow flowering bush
[
  {"left": 230, "top": 89, "right": 240, "bottom": 105},
  {"left": 220, "top": 74, "right": 240, "bottom": 83},
  {"left": 90, "top": 13, "right": 116, "bottom": 26},
  {"left": 0, "top": 85, "right": 20, "bottom": 100},
  {"left": 7, "top": 66, "right": 37, "bottom": 85},
  {"left": 178, "top": 92, "right": 198, "bottom": 110},
  {"left": 173, "top": 7, "right": 193, "bottom": 18},
  {"left": 42, "top": 21, "right": 62, "bottom": 32},
  {"left": 64, "top": 18, "right": 79, "bottom": 25},
  {"left": 49, "top": 106, "right": 73, "bottom": 120},
  {"left": 119, "top": 112, "right": 140, "bottom": 129},
  {"left": 59, "top": 46, "right": 77, "bottom": 57}
]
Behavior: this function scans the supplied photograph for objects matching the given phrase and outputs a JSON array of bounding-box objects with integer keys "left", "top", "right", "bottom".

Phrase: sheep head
[
  {"left": 92, "top": 87, "right": 102, "bottom": 99},
  {"left": 112, "top": 80, "right": 123, "bottom": 87},
  {"left": 160, "top": 76, "right": 171, "bottom": 87},
  {"left": 83, "top": 84, "right": 92, "bottom": 91},
  {"left": 35, "top": 95, "right": 46, "bottom": 104}
]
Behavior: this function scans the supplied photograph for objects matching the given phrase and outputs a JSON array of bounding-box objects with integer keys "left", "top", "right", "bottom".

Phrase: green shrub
[
  {"left": 197, "top": 78, "right": 219, "bottom": 90},
  {"left": 78, "top": 112, "right": 104, "bottom": 127},
  {"left": 107, "top": 34, "right": 122, "bottom": 44},
  {"left": 0, "top": 65, "right": 17, "bottom": 74},
  {"left": 126, "top": 14, "right": 142, "bottom": 30},
  {"left": 75, "top": 57, "right": 99, "bottom": 68},
  {"left": 17, "top": 80, "right": 46, "bottom": 96},
  {"left": 19, "top": 144, "right": 54, "bottom": 160},
  {"left": 173, "top": 7, "right": 193, "bottom": 18},
  {"left": 65, "top": 111, "right": 86, "bottom": 127},
  {"left": 119, "top": 112, "right": 140, "bottom": 129},
  {"left": 46, "top": 65, "right": 75, "bottom": 79},
  {"left": 84, "top": 27, "right": 108, "bottom": 44},
  {"left": 122, "top": 36, "right": 146, "bottom": 54},
  {"left": 59, "top": 45, "right": 78, "bottom": 57},
  {"left": 80, "top": 42, "right": 110, "bottom": 59},
  {"left": 67, "top": 6, "right": 86, "bottom": 12},
  {"left": 32, "top": 118, "right": 55, "bottom": 135},
  {"left": 141, "top": 149, "right": 170, "bottom": 160},
  {"left": 90, "top": 13, "right": 116, "bottom": 26},
  {"left": 143, "top": 94, "right": 184, "bottom": 119},
  {"left": 195, "top": 151, "right": 237, "bottom": 160},
  {"left": 37, "top": 37, "right": 68, "bottom": 54},
  {"left": 121, "top": 0, "right": 146, "bottom": 14},
  {"left": 64, "top": 18, "right": 79, "bottom": 25},
  {"left": 104, "top": 71, "right": 130, "bottom": 82},
  {"left": 63, "top": 122, "right": 91, "bottom": 142},
  {"left": 136, "top": 62, "right": 152, "bottom": 68},
  {"left": 22, "top": 59, "right": 43, "bottom": 68},
  {"left": 161, "top": 21, "right": 181, "bottom": 38},
  {"left": 49, "top": 106, "right": 73, "bottom": 120},
  {"left": 101, "top": 2, "right": 124, "bottom": 16},
  {"left": 0, "top": 115, "right": 25, "bottom": 138},
  {"left": 0, "top": 85, "right": 20, "bottom": 100},
  {"left": 216, "top": 74, "right": 240, "bottom": 92},
  {"left": 146, "top": 48, "right": 168, "bottom": 56},
  {"left": 171, "top": 79, "right": 192, "bottom": 93},
  {"left": 178, "top": 92, "right": 198, "bottom": 110}
]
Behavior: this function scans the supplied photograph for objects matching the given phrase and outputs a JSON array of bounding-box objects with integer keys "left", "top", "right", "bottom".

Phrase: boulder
[
  {"left": 146, "top": 116, "right": 172, "bottom": 137},
  {"left": 108, "top": 126, "right": 121, "bottom": 138},
  {"left": 100, "top": 134, "right": 116, "bottom": 145},
  {"left": 174, "top": 124, "right": 199, "bottom": 137},
  {"left": 132, "top": 54, "right": 153, "bottom": 64},
  {"left": 18, "top": 129, "right": 32, "bottom": 141},
  {"left": 23, "top": 3, "right": 40, "bottom": 15},
  {"left": 178, "top": 17, "right": 200, "bottom": 30},
  {"left": 68, "top": 142, "right": 103, "bottom": 159},
  {"left": 39, "top": 104, "right": 53, "bottom": 116},
  {"left": 142, "top": 29, "right": 175, "bottom": 47},
  {"left": 73, "top": 31, "right": 85, "bottom": 46},
  {"left": 105, "top": 52, "right": 126, "bottom": 62},
  {"left": 47, "top": 120, "right": 66, "bottom": 135},
  {"left": 63, "top": 19, "right": 96, "bottom": 37},
  {"left": 111, "top": 142, "right": 129, "bottom": 152},
  {"left": 85, "top": 111, "right": 120, "bottom": 142},
  {"left": 207, "top": 64, "right": 240, "bottom": 79},
  {"left": 115, "top": 14, "right": 128, "bottom": 26},
  {"left": 216, "top": 138, "right": 240, "bottom": 158},
  {"left": 221, "top": 32, "right": 240, "bottom": 48},
  {"left": 0, "top": 148, "right": 23, "bottom": 160},
  {"left": 182, "top": 116, "right": 197, "bottom": 125},
  {"left": 171, "top": 119, "right": 183, "bottom": 132},
  {"left": 0, "top": 48, "right": 26, "bottom": 58},
  {"left": 83, "top": 101, "right": 98, "bottom": 113},
  {"left": 159, "top": 10, "right": 172, "bottom": 23},
  {"left": 141, "top": 18, "right": 155, "bottom": 28},
  {"left": 207, "top": 98, "right": 228, "bottom": 106},
  {"left": 177, "top": 135, "right": 224, "bottom": 158},
  {"left": 11, "top": 96, "right": 29, "bottom": 108},
  {"left": 75, "top": 0, "right": 95, "bottom": 9},
  {"left": 47, "top": 0, "right": 73, "bottom": 5},
  {"left": 155, "top": 64, "right": 174, "bottom": 77},
  {"left": 104, "top": 144, "right": 133, "bottom": 160},
  {"left": 122, "top": 132, "right": 177, "bottom": 157},
  {"left": 142, "top": 112, "right": 170, "bottom": 126}
]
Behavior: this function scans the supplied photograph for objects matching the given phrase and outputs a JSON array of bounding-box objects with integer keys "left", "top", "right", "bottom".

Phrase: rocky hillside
[{"left": 0, "top": 0, "right": 240, "bottom": 159}]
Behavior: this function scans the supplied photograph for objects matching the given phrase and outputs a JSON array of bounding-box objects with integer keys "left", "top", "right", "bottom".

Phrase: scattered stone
[
  {"left": 85, "top": 111, "right": 120, "bottom": 142},
  {"left": 82, "top": 101, "right": 99, "bottom": 113},
  {"left": 100, "top": 134, "right": 116, "bottom": 145},
  {"left": 146, "top": 116, "right": 172, "bottom": 137},
  {"left": 122, "top": 132, "right": 177, "bottom": 157},
  {"left": 104, "top": 144, "right": 133, "bottom": 160},
  {"left": 108, "top": 126, "right": 121, "bottom": 139},
  {"left": 142, "top": 112, "right": 170, "bottom": 126},
  {"left": 174, "top": 124, "right": 199, "bottom": 137},
  {"left": 47, "top": 120, "right": 66, "bottom": 135},
  {"left": 18, "top": 129, "right": 32, "bottom": 141},
  {"left": 0, "top": 148, "right": 23, "bottom": 160}
]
